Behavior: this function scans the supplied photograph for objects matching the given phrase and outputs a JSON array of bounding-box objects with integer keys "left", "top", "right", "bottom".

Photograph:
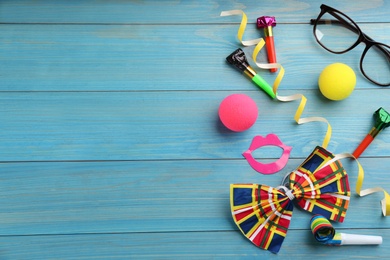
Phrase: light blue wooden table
[{"left": 1, "top": 1, "right": 390, "bottom": 259}]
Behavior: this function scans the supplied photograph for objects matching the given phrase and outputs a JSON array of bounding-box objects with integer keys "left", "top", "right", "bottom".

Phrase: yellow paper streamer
[
  {"left": 220, "top": 10, "right": 261, "bottom": 46},
  {"left": 220, "top": 10, "right": 390, "bottom": 216},
  {"left": 220, "top": 9, "right": 331, "bottom": 148},
  {"left": 252, "top": 40, "right": 332, "bottom": 148}
]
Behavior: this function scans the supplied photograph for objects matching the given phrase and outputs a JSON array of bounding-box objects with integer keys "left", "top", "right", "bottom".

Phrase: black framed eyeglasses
[{"left": 310, "top": 4, "right": 390, "bottom": 87}]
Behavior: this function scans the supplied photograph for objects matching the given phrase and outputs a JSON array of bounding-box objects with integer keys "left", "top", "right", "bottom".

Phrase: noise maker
[
  {"left": 257, "top": 16, "right": 277, "bottom": 73},
  {"left": 310, "top": 215, "right": 383, "bottom": 246},
  {"left": 226, "top": 48, "right": 275, "bottom": 99},
  {"left": 352, "top": 107, "right": 390, "bottom": 158}
]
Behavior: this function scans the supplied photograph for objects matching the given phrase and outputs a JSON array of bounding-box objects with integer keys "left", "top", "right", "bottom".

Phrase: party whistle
[
  {"left": 257, "top": 16, "right": 277, "bottom": 73},
  {"left": 311, "top": 215, "right": 382, "bottom": 246},
  {"left": 226, "top": 48, "right": 275, "bottom": 99},
  {"left": 352, "top": 107, "right": 390, "bottom": 158}
]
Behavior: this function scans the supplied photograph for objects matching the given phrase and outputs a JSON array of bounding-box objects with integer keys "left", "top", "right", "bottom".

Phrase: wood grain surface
[{"left": 1, "top": 1, "right": 389, "bottom": 259}]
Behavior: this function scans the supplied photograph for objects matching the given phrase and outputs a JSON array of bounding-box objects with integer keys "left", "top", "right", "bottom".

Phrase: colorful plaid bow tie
[{"left": 230, "top": 146, "right": 350, "bottom": 253}]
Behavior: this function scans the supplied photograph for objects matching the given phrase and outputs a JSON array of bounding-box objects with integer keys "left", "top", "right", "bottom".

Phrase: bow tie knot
[{"left": 278, "top": 186, "right": 295, "bottom": 200}]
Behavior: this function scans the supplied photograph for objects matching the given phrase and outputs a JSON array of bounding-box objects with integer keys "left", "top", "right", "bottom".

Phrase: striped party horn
[{"left": 310, "top": 215, "right": 382, "bottom": 246}]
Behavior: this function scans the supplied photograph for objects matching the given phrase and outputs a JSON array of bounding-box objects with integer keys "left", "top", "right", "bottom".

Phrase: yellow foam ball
[{"left": 318, "top": 63, "right": 356, "bottom": 101}]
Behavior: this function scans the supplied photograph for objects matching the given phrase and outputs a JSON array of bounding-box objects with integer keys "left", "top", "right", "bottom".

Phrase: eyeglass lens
[
  {"left": 362, "top": 43, "right": 390, "bottom": 85},
  {"left": 314, "top": 10, "right": 390, "bottom": 86},
  {"left": 314, "top": 11, "right": 359, "bottom": 53}
]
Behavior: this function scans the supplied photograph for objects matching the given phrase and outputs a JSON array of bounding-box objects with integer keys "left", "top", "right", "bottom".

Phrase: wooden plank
[
  {"left": 1, "top": 0, "right": 390, "bottom": 258},
  {"left": 1, "top": 24, "right": 389, "bottom": 92},
  {"left": 1, "top": 159, "right": 389, "bottom": 236},
  {"left": 1, "top": 0, "right": 389, "bottom": 24},
  {"left": 0, "top": 229, "right": 389, "bottom": 259},
  {"left": 0, "top": 90, "right": 389, "bottom": 161}
]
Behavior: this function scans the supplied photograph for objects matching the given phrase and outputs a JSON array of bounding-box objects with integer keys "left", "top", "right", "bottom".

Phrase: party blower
[
  {"left": 257, "top": 16, "right": 277, "bottom": 73},
  {"left": 311, "top": 215, "right": 382, "bottom": 246},
  {"left": 352, "top": 107, "right": 390, "bottom": 158},
  {"left": 226, "top": 48, "right": 275, "bottom": 99}
]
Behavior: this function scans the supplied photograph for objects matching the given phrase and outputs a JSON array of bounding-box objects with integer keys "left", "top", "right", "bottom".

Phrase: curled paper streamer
[
  {"left": 251, "top": 27, "right": 332, "bottom": 148},
  {"left": 220, "top": 10, "right": 262, "bottom": 46},
  {"left": 220, "top": 10, "right": 390, "bottom": 216},
  {"left": 242, "top": 133, "right": 292, "bottom": 174},
  {"left": 220, "top": 10, "right": 331, "bottom": 148},
  {"left": 311, "top": 214, "right": 383, "bottom": 245}
]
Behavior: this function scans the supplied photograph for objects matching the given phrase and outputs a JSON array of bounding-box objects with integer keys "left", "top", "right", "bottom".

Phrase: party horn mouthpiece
[
  {"left": 352, "top": 107, "right": 390, "bottom": 158},
  {"left": 226, "top": 48, "right": 275, "bottom": 99}
]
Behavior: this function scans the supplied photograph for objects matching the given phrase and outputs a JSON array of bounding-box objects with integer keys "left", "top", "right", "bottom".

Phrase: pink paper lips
[{"left": 243, "top": 134, "right": 292, "bottom": 174}]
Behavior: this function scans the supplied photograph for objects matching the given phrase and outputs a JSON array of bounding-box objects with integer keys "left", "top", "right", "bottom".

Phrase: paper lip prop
[
  {"left": 310, "top": 214, "right": 383, "bottom": 246},
  {"left": 231, "top": 146, "right": 350, "bottom": 253},
  {"left": 243, "top": 134, "right": 292, "bottom": 174}
]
